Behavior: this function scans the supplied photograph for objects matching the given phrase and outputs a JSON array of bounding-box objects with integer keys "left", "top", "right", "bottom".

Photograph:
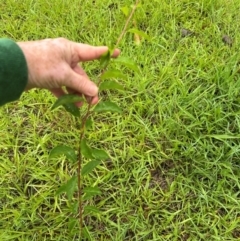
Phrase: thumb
[{"left": 76, "top": 43, "right": 120, "bottom": 62}]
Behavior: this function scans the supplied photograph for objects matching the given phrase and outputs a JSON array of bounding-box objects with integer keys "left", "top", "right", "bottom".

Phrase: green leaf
[
  {"left": 128, "top": 28, "right": 152, "bottom": 41},
  {"left": 114, "top": 57, "right": 140, "bottom": 73},
  {"left": 49, "top": 145, "right": 77, "bottom": 163},
  {"left": 84, "top": 205, "right": 100, "bottom": 215},
  {"left": 85, "top": 118, "right": 94, "bottom": 130},
  {"left": 93, "top": 101, "right": 122, "bottom": 113},
  {"left": 83, "top": 186, "right": 101, "bottom": 200},
  {"left": 56, "top": 176, "right": 77, "bottom": 200},
  {"left": 70, "top": 201, "right": 78, "bottom": 214},
  {"left": 51, "top": 94, "right": 83, "bottom": 117},
  {"left": 91, "top": 149, "right": 109, "bottom": 160},
  {"left": 82, "top": 227, "right": 91, "bottom": 240},
  {"left": 63, "top": 103, "right": 80, "bottom": 117},
  {"left": 120, "top": 6, "right": 129, "bottom": 16},
  {"left": 68, "top": 217, "right": 78, "bottom": 233},
  {"left": 81, "top": 139, "right": 93, "bottom": 159},
  {"left": 51, "top": 94, "right": 83, "bottom": 110},
  {"left": 99, "top": 80, "right": 124, "bottom": 91},
  {"left": 101, "top": 69, "right": 126, "bottom": 80},
  {"left": 99, "top": 50, "right": 111, "bottom": 69},
  {"left": 81, "top": 160, "right": 101, "bottom": 176}
]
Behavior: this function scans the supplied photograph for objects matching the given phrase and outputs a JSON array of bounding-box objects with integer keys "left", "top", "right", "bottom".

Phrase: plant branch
[
  {"left": 77, "top": 0, "right": 140, "bottom": 236},
  {"left": 115, "top": 0, "right": 141, "bottom": 48},
  {"left": 77, "top": 103, "right": 92, "bottom": 234}
]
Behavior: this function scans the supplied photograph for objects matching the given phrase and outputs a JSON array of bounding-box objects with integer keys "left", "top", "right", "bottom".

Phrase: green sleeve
[{"left": 0, "top": 38, "right": 28, "bottom": 106}]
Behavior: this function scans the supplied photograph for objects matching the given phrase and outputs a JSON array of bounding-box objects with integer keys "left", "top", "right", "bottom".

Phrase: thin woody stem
[
  {"left": 77, "top": 0, "right": 140, "bottom": 236},
  {"left": 77, "top": 103, "right": 91, "bottom": 234},
  {"left": 115, "top": 0, "right": 141, "bottom": 48}
]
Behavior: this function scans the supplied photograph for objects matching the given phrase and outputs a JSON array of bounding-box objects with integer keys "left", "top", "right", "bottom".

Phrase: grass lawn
[{"left": 1, "top": 0, "right": 240, "bottom": 240}]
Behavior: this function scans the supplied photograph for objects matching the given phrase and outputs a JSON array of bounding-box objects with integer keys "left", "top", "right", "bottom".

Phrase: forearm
[{"left": 0, "top": 38, "right": 28, "bottom": 106}]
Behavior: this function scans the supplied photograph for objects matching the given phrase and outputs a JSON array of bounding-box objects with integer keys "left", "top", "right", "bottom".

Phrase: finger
[
  {"left": 50, "top": 88, "right": 66, "bottom": 98},
  {"left": 73, "top": 64, "right": 88, "bottom": 77},
  {"left": 72, "top": 65, "right": 99, "bottom": 104},
  {"left": 90, "top": 95, "right": 99, "bottom": 105},
  {"left": 65, "top": 68, "right": 98, "bottom": 97},
  {"left": 85, "top": 95, "right": 99, "bottom": 105},
  {"left": 66, "top": 87, "right": 80, "bottom": 94},
  {"left": 75, "top": 44, "right": 120, "bottom": 61}
]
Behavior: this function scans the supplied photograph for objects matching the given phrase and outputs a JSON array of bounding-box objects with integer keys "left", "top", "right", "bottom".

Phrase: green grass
[{"left": 1, "top": 0, "right": 240, "bottom": 240}]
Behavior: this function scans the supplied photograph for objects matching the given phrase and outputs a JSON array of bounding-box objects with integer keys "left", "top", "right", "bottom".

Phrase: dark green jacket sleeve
[{"left": 0, "top": 38, "right": 28, "bottom": 106}]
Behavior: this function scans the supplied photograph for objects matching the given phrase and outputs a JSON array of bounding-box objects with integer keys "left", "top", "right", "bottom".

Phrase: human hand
[{"left": 17, "top": 38, "right": 120, "bottom": 105}]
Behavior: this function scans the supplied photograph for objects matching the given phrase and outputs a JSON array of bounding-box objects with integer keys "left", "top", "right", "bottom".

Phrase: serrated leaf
[
  {"left": 101, "top": 69, "right": 126, "bottom": 80},
  {"left": 51, "top": 94, "right": 82, "bottom": 117},
  {"left": 93, "top": 101, "right": 122, "bottom": 113},
  {"left": 51, "top": 94, "right": 83, "bottom": 110},
  {"left": 81, "top": 160, "right": 101, "bottom": 176},
  {"left": 70, "top": 201, "right": 78, "bottom": 214},
  {"left": 63, "top": 103, "right": 80, "bottom": 117},
  {"left": 120, "top": 6, "right": 129, "bottom": 16},
  {"left": 91, "top": 149, "right": 109, "bottom": 160},
  {"left": 81, "top": 139, "right": 93, "bottom": 159},
  {"left": 68, "top": 218, "right": 77, "bottom": 233},
  {"left": 128, "top": 28, "right": 152, "bottom": 41},
  {"left": 49, "top": 145, "right": 77, "bottom": 163},
  {"left": 83, "top": 186, "right": 101, "bottom": 200},
  {"left": 99, "top": 80, "right": 124, "bottom": 91},
  {"left": 99, "top": 50, "right": 111, "bottom": 69},
  {"left": 85, "top": 118, "right": 94, "bottom": 130},
  {"left": 82, "top": 227, "right": 91, "bottom": 240},
  {"left": 56, "top": 176, "right": 77, "bottom": 200},
  {"left": 84, "top": 205, "right": 100, "bottom": 215},
  {"left": 115, "top": 57, "right": 140, "bottom": 73}
]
